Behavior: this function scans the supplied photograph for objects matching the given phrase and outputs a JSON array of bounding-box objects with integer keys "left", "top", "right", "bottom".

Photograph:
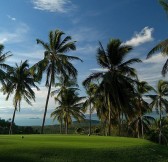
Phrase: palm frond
[
  {"left": 159, "top": 0, "right": 168, "bottom": 13},
  {"left": 147, "top": 39, "right": 168, "bottom": 58}
]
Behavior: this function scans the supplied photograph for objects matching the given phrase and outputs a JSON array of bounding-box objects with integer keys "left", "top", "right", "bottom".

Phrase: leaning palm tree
[
  {"left": 0, "top": 44, "right": 12, "bottom": 85},
  {"left": 147, "top": 80, "right": 168, "bottom": 144},
  {"left": 83, "top": 39, "right": 141, "bottom": 135},
  {"left": 2, "top": 60, "right": 39, "bottom": 134},
  {"left": 51, "top": 85, "right": 85, "bottom": 134},
  {"left": 32, "top": 29, "right": 81, "bottom": 134},
  {"left": 147, "top": 0, "right": 168, "bottom": 76}
]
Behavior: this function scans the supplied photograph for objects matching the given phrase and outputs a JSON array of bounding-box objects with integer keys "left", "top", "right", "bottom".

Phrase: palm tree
[
  {"left": 0, "top": 44, "right": 12, "bottom": 85},
  {"left": 147, "top": 80, "right": 168, "bottom": 144},
  {"left": 51, "top": 80, "right": 85, "bottom": 134},
  {"left": 129, "top": 115, "right": 155, "bottom": 138},
  {"left": 2, "top": 60, "right": 39, "bottom": 134},
  {"left": 133, "top": 81, "right": 154, "bottom": 138},
  {"left": 147, "top": 0, "right": 168, "bottom": 76},
  {"left": 83, "top": 83, "right": 98, "bottom": 135},
  {"left": 51, "top": 75, "right": 78, "bottom": 134},
  {"left": 32, "top": 29, "right": 82, "bottom": 134},
  {"left": 83, "top": 39, "right": 141, "bottom": 135}
]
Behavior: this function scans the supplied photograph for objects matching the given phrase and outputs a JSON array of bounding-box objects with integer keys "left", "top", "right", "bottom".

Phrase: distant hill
[{"left": 73, "top": 119, "right": 100, "bottom": 126}]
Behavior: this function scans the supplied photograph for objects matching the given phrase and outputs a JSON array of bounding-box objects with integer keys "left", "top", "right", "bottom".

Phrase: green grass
[{"left": 0, "top": 135, "right": 168, "bottom": 162}]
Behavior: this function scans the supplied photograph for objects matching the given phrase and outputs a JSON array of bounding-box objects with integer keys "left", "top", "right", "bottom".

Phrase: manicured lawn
[{"left": 0, "top": 135, "right": 167, "bottom": 162}]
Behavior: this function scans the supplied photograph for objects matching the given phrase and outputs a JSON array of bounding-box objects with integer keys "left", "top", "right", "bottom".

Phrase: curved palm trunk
[
  {"left": 9, "top": 106, "right": 17, "bottom": 134},
  {"left": 41, "top": 78, "right": 52, "bottom": 134}
]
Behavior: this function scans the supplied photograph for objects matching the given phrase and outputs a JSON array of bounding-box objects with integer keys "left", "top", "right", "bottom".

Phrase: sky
[{"left": 0, "top": 0, "right": 168, "bottom": 126}]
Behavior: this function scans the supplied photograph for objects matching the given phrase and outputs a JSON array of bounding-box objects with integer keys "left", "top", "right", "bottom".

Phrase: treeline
[
  {"left": 0, "top": 0, "right": 168, "bottom": 146},
  {"left": 0, "top": 118, "right": 38, "bottom": 134}
]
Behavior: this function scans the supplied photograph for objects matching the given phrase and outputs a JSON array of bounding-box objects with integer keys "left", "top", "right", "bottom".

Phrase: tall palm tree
[
  {"left": 147, "top": 0, "right": 168, "bottom": 76},
  {"left": 51, "top": 82, "right": 85, "bottom": 134},
  {"left": 83, "top": 39, "right": 141, "bottom": 135},
  {"left": 2, "top": 60, "right": 39, "bottom": 134},
  {"left": 32, "top": 29, "right": 82, "bottom": 133},
  {"left": 147, "top": 80, "right": 168, "bottom": 144},
  {"left": 0, "top": 44, "right": 12, "bottom": 85}
]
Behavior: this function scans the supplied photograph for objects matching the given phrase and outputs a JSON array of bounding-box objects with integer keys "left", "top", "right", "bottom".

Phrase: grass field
[{"left": 0, "top": 135, "right": 168, "bottom": 162}]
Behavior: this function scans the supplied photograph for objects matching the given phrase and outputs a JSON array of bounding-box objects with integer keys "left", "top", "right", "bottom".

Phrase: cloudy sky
[{"left": 0, "top": 0, "right": 167, "bottom": 126}]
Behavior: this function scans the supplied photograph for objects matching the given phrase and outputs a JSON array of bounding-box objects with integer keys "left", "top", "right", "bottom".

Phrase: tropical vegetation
[
  {"left": 31, "top": 29, "right": 82, "bottom": 134},
  {"left": 2, "top": 60, "right": 39, "bottom": 134},
  {"left": 0, "top": 0, "right": 167, "bottom": 152}
]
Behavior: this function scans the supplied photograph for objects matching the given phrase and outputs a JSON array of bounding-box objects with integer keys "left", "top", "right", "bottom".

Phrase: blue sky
[{"left": 0, "top": 0, "right": 168, "bottom": 126}]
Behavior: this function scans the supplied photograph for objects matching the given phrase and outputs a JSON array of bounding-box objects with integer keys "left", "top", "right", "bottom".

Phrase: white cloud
[
  {"left": 32, "top": 0, "right": 75, "bottom": 13},
  {"left": 143, "top": 53, "right": 166, "bottom": 64},
  {"left": 0, "top": 23, "right": 29, "bottom": 44},
  {"left": 136, "top": 61, "right": 164, "bottom": 87},
  {"left": 6, "top": 49, "right": 44, "bottom": 65},
  {"left": 7, "top": 15, "right": 16, "bottom": 21},
  {"left": 124, "top": 27, "right": 154, "bottom": 47},
  {"left": 90, "top": 68, "right": 108, "bottom": 72}
]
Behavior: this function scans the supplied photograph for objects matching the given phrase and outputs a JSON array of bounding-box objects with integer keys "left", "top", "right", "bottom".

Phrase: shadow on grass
[{"left": 0, "top": 144, "right": 168, "bottom": 162}]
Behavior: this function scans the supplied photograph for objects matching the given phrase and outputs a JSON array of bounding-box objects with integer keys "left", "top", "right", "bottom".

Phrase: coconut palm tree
[
  {"left": 51, "top": 81, "right": 85, "bottom": 134},
  {"left": 147, "top": 0, "right": 168, "bottom": 76},
  {"left": 51, "top": 75, "right": 78, "bottom": 134},
  {"left": 32, "top": 29, "right": 82, "bottom": 133},
  {"left": 147, "top": 80, "right": 168, "bottom": 144},
  {"left": 133, "top": 81, "right": 154, "bottom": 138},
  {"left": 129, "top": 115, "right": 155, "bottom": 138},
  {"left": 83, "top": 39, "right": 141, "bottom": 135},
  {"left": 0, "top": 44, "right": 12, "bottom": 85},
  {"left": 83, "top": 83, "right": 98, "bottom": 135},
  {"left": 2, "top": 60, "right": 39, "bottom": 134}
]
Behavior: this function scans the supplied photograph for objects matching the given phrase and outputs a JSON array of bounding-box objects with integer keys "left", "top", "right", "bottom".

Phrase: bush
[{"left": 75, "top": 127, "right": 84, "bottom": 134}]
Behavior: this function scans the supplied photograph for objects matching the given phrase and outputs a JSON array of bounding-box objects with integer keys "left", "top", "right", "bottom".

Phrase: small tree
[{"left": 147, "top": 80, "right": 168, "bottom": 144}]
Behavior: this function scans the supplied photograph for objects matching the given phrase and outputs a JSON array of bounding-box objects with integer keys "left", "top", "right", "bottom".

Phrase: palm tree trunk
[
  {"left": 60, "top": 120, "right": 62, "bottom": 134},
  {"left": 159, "top": 101, "right": 162, "bottom": 144},
  {"left": 41, "top": 78, "right": 52, "bottom": 134},
  {"left": 108, "top": 107, "right": 111, "bottom": 136},
  {"left": 89, "top": 101, "right": 92, "bottom": 135},
  {"left": 137, "top": 119, "right": 140, "bottom": 138},
  {"left": 107, "top": 94, "right": 111, "bottom": 136},
  {"left": 118, "top": 112, "right": 121, "bottom": 136},
  {"left": 65, "top": 119, "right": 68, "bottom": 134},
  {"left": 141, "top": 116, "right": 144, "bottom": 139},
  {"left": 9, "top": 106, "right": 17, "bottom": 134}
]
